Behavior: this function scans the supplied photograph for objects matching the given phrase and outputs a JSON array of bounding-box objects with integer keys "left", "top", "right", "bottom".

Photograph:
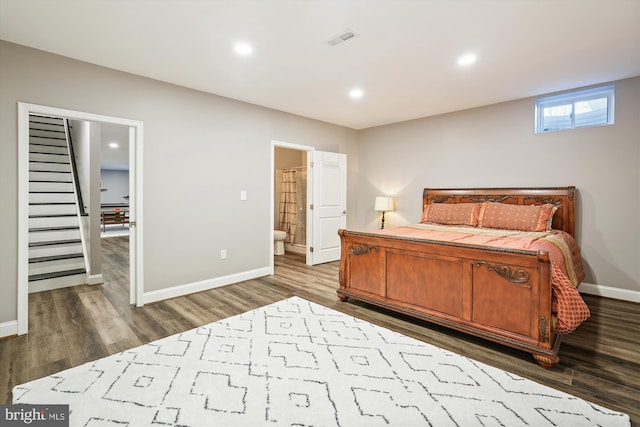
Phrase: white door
[{"left": 310, "top": 151, "right": 347, "bottom": 265}]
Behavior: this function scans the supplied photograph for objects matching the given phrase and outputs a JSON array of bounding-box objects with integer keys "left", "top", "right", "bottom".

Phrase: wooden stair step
[
  {"left": 29, "top": 214, "right": 77, "bottom": 218},
  {"left": 29, "top": 253, "right": 84, "bottom": 264},
  {"left": 28, "top": 136, "right": 66, "bottom": 141},
  {"left": 29, "top": 160, "right": 70, "bottom": 165},
  {"left": 29, "top": 268, "right": 86, "bottom": 282},
  {"left": 29, "top": 239, "right": 82, "bottom": 247},
  {"left": 29, "top": 191, "right": 74, "bottom": 194},
  {"left": 29, "top": 226, "right": 79, "bottom": 232},
  {"left": 29, "top": 202, "right": 75, "bottom": 205},
  {"left": 29, "top": 150, "right": 68, "bottom": 155}
]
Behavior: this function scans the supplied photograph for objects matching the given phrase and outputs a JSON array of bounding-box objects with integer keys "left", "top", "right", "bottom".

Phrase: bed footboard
[{"left": 337, "top": 229, "right": 560, "bottom": 367}]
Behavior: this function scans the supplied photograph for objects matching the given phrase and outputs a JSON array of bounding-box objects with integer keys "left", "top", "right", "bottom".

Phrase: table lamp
[{"left": 374, "top": 196, "right": 394, "bottom": 229}]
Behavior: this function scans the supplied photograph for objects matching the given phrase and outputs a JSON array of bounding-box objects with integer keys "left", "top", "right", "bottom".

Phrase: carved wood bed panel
[{"left": 337, "top": 187, "right": 578, "bottom": 368}]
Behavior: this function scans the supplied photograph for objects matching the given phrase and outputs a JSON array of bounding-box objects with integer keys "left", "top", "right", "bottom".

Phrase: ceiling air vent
[{"left": 328, "top": 31, "right": 357, "bottom": 47}]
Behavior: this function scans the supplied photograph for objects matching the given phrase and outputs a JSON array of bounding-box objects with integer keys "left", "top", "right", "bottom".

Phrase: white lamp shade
[{"left": 374, "top": 196, "right": 394, "bottom": 212}]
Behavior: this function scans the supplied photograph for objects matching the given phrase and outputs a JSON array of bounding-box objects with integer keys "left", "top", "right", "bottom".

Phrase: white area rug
[{"left": 14, "top": 297, "right": 629, "bottom": 426}]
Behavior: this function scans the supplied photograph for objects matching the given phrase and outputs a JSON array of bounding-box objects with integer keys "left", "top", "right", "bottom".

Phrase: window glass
[
  {"left": 542, "top": 104, "right": 573, "bottom": 132},
  {"left": 574, "top": 98, "right": 608, "bottom": 127}
]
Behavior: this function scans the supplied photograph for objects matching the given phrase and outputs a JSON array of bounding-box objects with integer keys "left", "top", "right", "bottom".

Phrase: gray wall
[
  {"left": 0, "top": 40, "right": 358, "bottom": 324},
  {"left": 100, "top": 169, "right": 130, "bottom": 205},
  {"left": 355, "top": 76, "right": 640, "bottom": 293}
]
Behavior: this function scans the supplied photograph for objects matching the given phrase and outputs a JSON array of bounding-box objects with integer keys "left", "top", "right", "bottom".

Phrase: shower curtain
[{"left": 278, "top": 168, "right": 307, "bottom": 245}]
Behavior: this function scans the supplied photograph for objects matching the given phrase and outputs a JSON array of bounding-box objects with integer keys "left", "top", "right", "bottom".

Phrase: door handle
[{"left": 342, "top": 210, "right": 347, "bottom": 214}]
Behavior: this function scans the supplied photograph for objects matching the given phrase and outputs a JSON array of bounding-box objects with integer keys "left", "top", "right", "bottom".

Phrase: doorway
[
  {"left": 17, "top": 102, "right": 144, "bottom": 335},
  {"left": 99, "top": 123, "right": 130, "bottom": 238},
  {"left": 270, "top": 141, "right": 347, "bottom": 271},
  {"left": 271, "top": 141, "right": 313, "bottom": 271},
  {"left": 274, "top": 147, "right": 308, "bottom": 255}
]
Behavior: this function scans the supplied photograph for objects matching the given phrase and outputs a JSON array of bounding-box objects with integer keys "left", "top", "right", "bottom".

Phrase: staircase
[{"left": 28, "top": 115, "right": 87, "bottom": 292}]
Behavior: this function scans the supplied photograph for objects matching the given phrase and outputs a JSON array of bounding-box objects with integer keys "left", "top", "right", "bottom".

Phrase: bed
[{"left": 337, "top": 187, "right": 589, "bottom": 368}]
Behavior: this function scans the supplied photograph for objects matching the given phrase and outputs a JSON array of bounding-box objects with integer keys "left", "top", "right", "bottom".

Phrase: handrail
[{"left": 63, "top": 119, "right": 88, "bottom": 216}]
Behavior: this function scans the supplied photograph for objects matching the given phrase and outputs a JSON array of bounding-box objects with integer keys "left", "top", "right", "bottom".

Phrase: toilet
[{"left": 274, "top": 230, "right": 287, "bottom": 255}]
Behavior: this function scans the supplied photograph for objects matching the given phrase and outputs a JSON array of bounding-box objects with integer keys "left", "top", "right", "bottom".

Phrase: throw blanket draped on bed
[{"left": 372, "top": 224, "right": 590, "bottom": 334}]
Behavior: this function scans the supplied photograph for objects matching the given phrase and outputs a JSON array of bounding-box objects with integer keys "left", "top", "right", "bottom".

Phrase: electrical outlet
[
  {"left": 220, "top": 249, "right": 227, "bottom": 259},
  {"left": 240, "top": 190, "right": 247, "bottom": 201}
]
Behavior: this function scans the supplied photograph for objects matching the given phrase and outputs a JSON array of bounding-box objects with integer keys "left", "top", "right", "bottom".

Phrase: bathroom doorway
[
  {"left": 270, "top": 141, "right": 347, "bottom": 271},
  {"left": 274, "top": 147, "right": 308, "bottom": 255},
  {"left": 271, "top": 141, "right": 314, "bottom": 271}
]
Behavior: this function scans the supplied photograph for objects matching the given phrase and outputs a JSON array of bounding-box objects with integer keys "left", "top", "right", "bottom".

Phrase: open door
[{"left": 309, "top": 151, "right": 347, "bottom": 265}]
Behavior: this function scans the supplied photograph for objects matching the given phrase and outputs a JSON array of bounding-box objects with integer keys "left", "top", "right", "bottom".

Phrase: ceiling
[
  {"left": 1, "top": 1, "right": 639, "bottom": 130},
  {"left": 100, "top": 124, "right": 129, "bottom": 171}
]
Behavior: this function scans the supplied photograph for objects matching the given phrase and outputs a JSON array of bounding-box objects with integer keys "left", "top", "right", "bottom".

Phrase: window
[{"left": 535, "top": 85, "right": 614, "bottom": 133}]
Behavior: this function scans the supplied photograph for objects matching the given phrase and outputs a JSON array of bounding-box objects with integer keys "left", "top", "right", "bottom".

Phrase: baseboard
[
  {"left": 143, "top": 267, "right": 271, "bottom": 305},
  {"left": 0, "top": 320, "right": 18, "bottom": 339},
  {"left": 579, "top": 282, "right": 640, "bottom": 303},
  {"left": 284, "top": 243, "right": 306, "bottom": 255},
  {"left": 88, "top": 274, "right": 104, "bottom": 285}
]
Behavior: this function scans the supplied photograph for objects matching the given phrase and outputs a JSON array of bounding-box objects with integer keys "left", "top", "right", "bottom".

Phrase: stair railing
[{"left": 63, "top": 119, "right": 88, "bottom": 216}]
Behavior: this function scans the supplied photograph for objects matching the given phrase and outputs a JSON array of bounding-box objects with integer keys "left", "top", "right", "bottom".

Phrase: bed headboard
[{"left": 423, "top": 187, "right": 576, "bottom": 237}]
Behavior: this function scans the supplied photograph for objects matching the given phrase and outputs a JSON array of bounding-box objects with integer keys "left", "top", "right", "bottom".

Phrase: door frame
[
  {"left": 17, "top": 102, "right": 144, "bottom": 335},
  {"left": 270, "top": 140, "right": 314, "bottom": 273}
]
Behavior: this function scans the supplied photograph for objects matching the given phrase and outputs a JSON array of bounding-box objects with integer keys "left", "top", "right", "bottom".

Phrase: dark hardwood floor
[{"left": 1, "top": 235, "right": 638, "bottom": 425}]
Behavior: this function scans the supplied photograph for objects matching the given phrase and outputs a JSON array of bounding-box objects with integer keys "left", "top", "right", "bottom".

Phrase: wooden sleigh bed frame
[{"left": 337, "top": 187, "right": 577, "bottom": 368}]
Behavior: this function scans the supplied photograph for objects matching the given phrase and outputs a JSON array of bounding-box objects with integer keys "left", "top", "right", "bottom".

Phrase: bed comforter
[{"left": 371, "top": 223, "right": 590, "bottom": 334}]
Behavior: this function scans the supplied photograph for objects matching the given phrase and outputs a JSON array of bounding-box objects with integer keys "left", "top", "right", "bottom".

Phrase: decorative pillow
[
  {"left": 421, "top": 203, "right": 481, "bottom": 226},
  {"left": 478, "top": 202, "right": 557, "bottom": 232}
]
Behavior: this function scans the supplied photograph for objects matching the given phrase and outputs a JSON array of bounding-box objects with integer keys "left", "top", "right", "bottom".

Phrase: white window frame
[{"left": 535, "top": 85, "right": 614, "bottom": 133}]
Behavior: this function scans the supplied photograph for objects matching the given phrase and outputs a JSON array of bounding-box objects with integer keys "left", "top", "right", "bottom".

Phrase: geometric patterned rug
[{"left": 13, "top": 297, "right": 630, "bottom": 426}]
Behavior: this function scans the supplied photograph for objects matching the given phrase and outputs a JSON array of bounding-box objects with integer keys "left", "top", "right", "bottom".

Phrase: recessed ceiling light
[
  {"left": 109, "top": 142, "right": 119, "bottom": 149},
  {"left": 234, "top": 42, "right": 253, "bottom": 56},
  {"left": 349, "top": 88, "right": 364, "bottom": 100},
  {"left": 457, "top": 53, "right": 477, "bottom": 66}
]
